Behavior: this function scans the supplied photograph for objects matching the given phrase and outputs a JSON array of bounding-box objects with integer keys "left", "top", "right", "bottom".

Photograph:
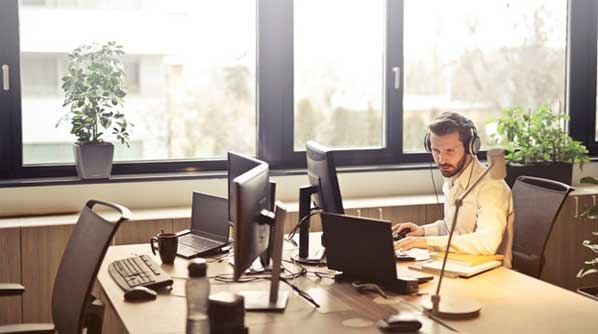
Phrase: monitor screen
[
  {"left": 231, "top": 162, "right": 271, "bottom": 280},
  {"left": 228, "top": 152, "right": 263, "bottom": 222},
  {"left": 191, "top": 192, "right": 229, "bottom": 243},
  {"left": 306, "top": 141, "right": 344, "bottom": 214}
]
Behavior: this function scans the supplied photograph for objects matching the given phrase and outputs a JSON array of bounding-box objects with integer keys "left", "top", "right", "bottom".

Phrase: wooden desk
[{"left": 97, "top": 241, "right": 598, "bottom": 334}]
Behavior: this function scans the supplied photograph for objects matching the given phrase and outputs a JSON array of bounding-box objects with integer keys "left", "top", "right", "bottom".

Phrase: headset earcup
[
  {"left": 424, "top": 132, "right": 431, "bottom": 152},
  {"left": 470, "top": 134, "right": 481, "bottom": 155}
]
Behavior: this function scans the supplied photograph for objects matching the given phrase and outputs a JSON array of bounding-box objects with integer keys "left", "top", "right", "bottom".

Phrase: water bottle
[{"left": 186, "top": 258, "right": 210, "bottom": 334}]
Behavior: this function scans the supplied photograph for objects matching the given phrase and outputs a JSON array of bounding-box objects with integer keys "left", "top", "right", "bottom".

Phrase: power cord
[
  {"left": 210, "top": 262, "right": 321, "bottom": 308},
  {"left": 285, "top": 207, "right": 322, "bottom": 246}
]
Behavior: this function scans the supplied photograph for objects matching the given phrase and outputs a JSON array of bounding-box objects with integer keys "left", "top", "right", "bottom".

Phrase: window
[
  {"left": 293, "top": 0, "right": 385, "bottom": 151},
  {"left": 2, "top": 0, "right": 597, "bottom": 180},
  {"left": 17, "top": 0, "right": 256, "bottom": 166},
  {"left": 403, "top": 0, "right": 568, "bottom": 152}
]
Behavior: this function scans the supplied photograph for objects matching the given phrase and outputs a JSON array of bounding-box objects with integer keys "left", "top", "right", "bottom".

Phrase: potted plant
[
  {"left": 576, "top": 176, "right": 598, "bottom": 301},
  {"left": 59, "top": 41, "right": 132, "bottom": 179},
  {"left": 491, "top": 105, "right": 589, "bottom": 187}
]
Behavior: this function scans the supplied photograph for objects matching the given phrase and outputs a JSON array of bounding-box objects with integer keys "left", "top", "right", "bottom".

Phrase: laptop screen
[
  {"left": 321, "top": 213, "right": 397, "bottom": 283},
  {"left": 191, "top": 192, "right": 229, "bottom": 243}
]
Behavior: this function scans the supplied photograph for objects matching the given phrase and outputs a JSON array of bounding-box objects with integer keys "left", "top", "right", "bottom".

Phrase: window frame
[
  {"left": 568, "top": 0, "right": 598, "bottom": 156},
  {"left": 1, "top": 0, "right": 596, "bottom": 181}
]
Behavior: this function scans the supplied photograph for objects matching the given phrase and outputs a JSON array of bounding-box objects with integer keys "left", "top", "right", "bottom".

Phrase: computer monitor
[
  {"left": 227, "top": 152, "right": 263, "bottom": 222},
  {"left": 228, "top": 152, "right": 276, "bottom": 266},
  {"left": 230, "top": 162, "right": 289, "bottom": 310},
  {"left": 306, "top": 141, "right": 344, "bottom": 214},
  {"left": 294, "top": 141, "right": 344, "bottom": 263}
]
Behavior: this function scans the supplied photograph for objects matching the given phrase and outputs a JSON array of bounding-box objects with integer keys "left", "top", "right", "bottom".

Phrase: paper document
[
  {"left": 403, "top": 248, "right": 431, "bottom": 261},
  {"left": 429, "top": 252, "right": 504, "bottom": 266},
  {"left": 408, "top": 260, "right": 501, "bottom": 278}
]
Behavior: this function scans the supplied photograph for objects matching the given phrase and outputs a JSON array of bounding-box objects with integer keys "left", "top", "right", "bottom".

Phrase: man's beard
[{"left": 438, "top": 153, "right": 468, "bottom": 178}]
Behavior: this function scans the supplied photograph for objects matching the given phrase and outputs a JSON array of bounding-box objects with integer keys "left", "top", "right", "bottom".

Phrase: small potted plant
[
  {"left": 59, "top": 41, "right": 132, "bottom": 179},
  {"left": 491, "top": 104, "right": 589, "bottom": 187},
  {"left": 576, "top": 176, "right": 598, "bottom": 301}
]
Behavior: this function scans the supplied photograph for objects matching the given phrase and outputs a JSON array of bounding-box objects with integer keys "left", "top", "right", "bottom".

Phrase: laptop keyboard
[{"left": 180, "top": 234, "right": 221, "bottom": 252}]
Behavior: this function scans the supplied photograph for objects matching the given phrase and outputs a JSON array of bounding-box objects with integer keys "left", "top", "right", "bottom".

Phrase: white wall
[{"left": 2, "top": 161, "right": 597, "bottom": 217}]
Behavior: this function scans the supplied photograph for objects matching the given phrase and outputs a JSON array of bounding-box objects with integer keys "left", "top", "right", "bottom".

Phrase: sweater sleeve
[{"left": 425, "top": 180, "right": 510, "bottom": 255}]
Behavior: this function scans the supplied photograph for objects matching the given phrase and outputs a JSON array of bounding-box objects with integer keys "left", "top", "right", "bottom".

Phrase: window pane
[
  {"left": 294, "top": 0, "right": 384, "bottom": 151},
  {"left": 19, "top": 0, "right": 256, "bottom": 164},
  {"left": 403, "top": 0, "right": 567, "bottom": 152}
]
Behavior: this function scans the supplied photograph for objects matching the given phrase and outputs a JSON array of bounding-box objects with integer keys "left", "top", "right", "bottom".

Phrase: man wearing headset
[{"left": 393, "top": 111, "right": 514, "bottom": 267}]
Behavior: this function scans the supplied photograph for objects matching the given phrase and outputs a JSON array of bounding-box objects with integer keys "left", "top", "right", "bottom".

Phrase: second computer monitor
[
  {"left": 306, "top": 141, "right": 344, "bottom": 214},
  {"left": 231, "top": 162, "right": 271, "bottom": 281},
  {"left": 228, "top": 152, "right": 264, "bottom": 221}
]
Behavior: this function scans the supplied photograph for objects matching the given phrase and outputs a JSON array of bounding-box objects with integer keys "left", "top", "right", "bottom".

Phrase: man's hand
[
  {"left": 392, "top": 222, "right": 424, "bottom": 237},
  {"left": 394, "top": 237, "right": 427, "bottom": 251}
]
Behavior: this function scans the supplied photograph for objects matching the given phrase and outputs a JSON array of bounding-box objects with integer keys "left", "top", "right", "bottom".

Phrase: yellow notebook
[{"left": 430, "top": 252, "right": 504, "bottom": 267}]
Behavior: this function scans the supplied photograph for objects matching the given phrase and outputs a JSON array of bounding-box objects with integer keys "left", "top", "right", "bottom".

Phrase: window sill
[{"left": 0, "top": 162, "right": 436, "bottom": 188}]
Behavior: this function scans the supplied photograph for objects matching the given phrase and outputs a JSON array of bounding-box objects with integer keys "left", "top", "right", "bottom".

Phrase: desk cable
[
  {"left": 208, "top": 262, "right": 321, "bottom": 308},
  {"left": 285, "top": 207, "right": 322, "bottom": 246}
]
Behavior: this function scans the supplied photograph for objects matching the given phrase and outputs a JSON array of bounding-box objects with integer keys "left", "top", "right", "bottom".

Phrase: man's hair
[{"left": 428, "top": 111, "right": 474, "bottom": 146}]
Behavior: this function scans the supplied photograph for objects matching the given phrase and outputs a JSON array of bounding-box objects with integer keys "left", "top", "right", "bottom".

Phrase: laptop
[
  {"left": 177, "top": 192, "right": 230, "bottom": 258},
  {"left": 320, "top": 212, "right": 433, "bottom": 293}
]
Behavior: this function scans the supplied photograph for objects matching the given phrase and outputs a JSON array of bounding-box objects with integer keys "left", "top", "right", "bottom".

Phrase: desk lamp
[{"left": 421, "top": 149, "right": 507, "bottom": 319}]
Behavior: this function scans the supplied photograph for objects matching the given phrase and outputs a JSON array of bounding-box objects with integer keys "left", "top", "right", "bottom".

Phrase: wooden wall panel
[
  {"left": 425, "top": 203, "right": 444, "bottom": 224},
  {"left": 283, "top": 212, "right": 298, "bottom": 234},
  {"left": 0, "top": 228, "right": 22, "bottom": 325},
  {"left": 172, "top": 218, "right": 191, "bottom": 234},
  {"left": 373, "top": 205, "right": 427, "bottom": 226},
  {"left": 21, "top": 225, "right": 74, "bottom": 323},
  {"left": 114, "top": 219, "right": 172, "bottom": 245}
]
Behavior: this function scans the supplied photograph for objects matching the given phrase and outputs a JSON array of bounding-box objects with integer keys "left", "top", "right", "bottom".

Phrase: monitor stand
[
  {"left": 239, "top": 291, "right": 289, "bottom": 311},
  {"left": 293, "top": 184, "right": 327, "bottom": 265},
  {"left": 239, "top": 204, "right": 290, "bottom": 311},
  {"left": 292, "top": 246, "right": 326, "bottom": 265}
]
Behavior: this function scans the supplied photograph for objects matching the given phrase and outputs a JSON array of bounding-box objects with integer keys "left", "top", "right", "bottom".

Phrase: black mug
[{"left": 150, "top": 232, "right": 178, "bottom": 264}]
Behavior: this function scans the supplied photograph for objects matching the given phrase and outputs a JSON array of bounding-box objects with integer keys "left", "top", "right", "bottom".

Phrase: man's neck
[{"left": 451, "top": 155, "right": 474, "bottom": 181}]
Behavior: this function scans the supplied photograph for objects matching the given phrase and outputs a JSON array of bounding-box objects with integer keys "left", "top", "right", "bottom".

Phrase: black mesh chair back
[
  {"left": 51, "top": 200, "right": 131, "bottom": 334},
  {"left": 511, "top": 176, "right": 571, "bottom": 278}
]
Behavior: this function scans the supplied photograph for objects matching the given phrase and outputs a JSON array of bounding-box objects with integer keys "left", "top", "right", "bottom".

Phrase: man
[{"left": 393, "top": 112, "right": 514, "bottom": 267}]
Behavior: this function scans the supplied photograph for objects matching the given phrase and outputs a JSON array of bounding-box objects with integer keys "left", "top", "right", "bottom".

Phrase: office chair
[
  {"left": 511, "top": 176, "right": 572, "bottom": 278},
  {"left": 0, "top": 200, "right": 131, "bottom": 334}
]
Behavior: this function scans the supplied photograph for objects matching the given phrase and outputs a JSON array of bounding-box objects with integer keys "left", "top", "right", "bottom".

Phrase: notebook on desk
[
  {"left": 408, "top": 260, "right": 502, "bottom": 278},
  {"left": 176, "top": 192, "right": 230, "bottom": 259},
  {"left": 429, "top": 252, "right": 504, "bottom": 266}
]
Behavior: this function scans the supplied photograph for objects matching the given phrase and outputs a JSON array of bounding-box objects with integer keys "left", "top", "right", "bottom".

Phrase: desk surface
[{"left": 98, "top": 240, "right": 598, "bottom": 334}]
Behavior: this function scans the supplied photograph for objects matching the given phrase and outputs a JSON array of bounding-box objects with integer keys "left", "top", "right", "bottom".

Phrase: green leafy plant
[
  {"left": 59, "top": 41, "right": 132, "bottom": 146},
  {"left": 578, "top": 176, "right": 598, "bottom": 279},
  {"left": 491, "top": 105, "right": 588, "bottom": 166}
]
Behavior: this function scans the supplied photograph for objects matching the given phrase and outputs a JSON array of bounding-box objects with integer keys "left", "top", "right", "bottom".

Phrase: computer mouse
[
  {"left": 392, "top": 228, "right": 409, "bottom": 241},
  {"left": 377, "top": 313, "right": 422, "bottom": 333},
  {"left": 124, "top": 286, "right": 157, "bottom": 301}
]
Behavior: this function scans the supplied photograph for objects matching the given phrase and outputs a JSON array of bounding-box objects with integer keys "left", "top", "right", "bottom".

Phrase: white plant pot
[{"left": 73, "top": 142, "right": 114, "bottom": 179}]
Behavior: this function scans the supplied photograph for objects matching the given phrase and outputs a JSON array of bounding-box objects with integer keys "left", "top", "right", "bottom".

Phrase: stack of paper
[
  {"left": 408, "top": 260, "right": 502, "bottom": 278},
  {"left": 429, "top": 252, "right": 504, "bottom": 266}
]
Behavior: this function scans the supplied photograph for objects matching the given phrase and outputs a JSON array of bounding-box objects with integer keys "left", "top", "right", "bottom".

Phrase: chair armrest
[
  {"left": 0, "top": 323, "right": 55, "bottom": 334},
  {"left": 0, "top": 284, "right": 25, "bottom": 297}
]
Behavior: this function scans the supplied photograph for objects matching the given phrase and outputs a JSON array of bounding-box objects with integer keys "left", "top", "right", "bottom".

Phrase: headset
[{"left": 424, "top": 117, "right": 481, "bottom": 155}]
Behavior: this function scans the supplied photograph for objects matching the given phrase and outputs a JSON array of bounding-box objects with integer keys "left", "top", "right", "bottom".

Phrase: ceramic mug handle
[{"left": 150, "top": 236, "right": 159, "bottom": 255}]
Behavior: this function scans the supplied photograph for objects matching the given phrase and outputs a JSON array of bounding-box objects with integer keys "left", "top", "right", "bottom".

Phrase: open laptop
[
  {"left": 177, "top": 192, "right": 230, "bottom": 258},
  {"left": 320, "top": 212, "right": 433, "bottom": 293}
]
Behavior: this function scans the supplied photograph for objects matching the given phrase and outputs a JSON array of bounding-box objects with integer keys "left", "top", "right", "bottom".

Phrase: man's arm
[
  {"left": 425, "top": 180, "right": 511, "bottom": 255},
  {"left": 422, "top": 219, "right": 448, "bottom": 237}
]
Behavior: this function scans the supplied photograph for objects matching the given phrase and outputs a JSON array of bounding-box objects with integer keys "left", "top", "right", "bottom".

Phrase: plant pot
[
  {"left": 577, "top": 286, "right": 598, "bottom": 301},
  {"left": 73, "top": 142, "right": 114, "bottom": 179},
  {"left": 505, "top": 162, "right": 572, "bottom": 188}
]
